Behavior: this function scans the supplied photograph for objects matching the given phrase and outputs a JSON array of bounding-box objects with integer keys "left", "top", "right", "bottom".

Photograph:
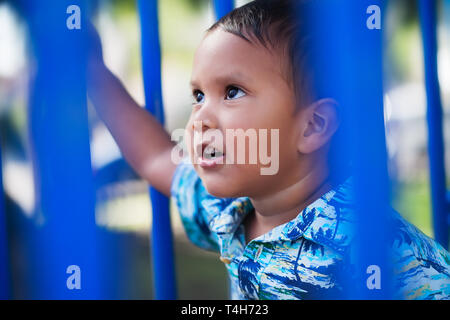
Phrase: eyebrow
[{"left": 190, "top": 72, "right": 252, "bottom": 88}]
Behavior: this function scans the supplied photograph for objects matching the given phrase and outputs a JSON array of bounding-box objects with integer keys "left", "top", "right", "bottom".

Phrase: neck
[{"left": 248, "top": 159, "right": 331, "bottom": 237}]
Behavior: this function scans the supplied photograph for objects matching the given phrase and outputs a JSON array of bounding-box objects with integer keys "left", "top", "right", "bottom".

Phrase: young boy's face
[{"left": 187, "top": 29, "right": 305, "bottom": 199}]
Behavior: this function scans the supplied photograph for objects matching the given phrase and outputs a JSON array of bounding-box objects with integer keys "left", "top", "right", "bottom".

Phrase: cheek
[
  {"left": 184, "top": 120, "right": 195, "bottom": 161},
  {"left": 220, "top": 102, "right": 297, "bottom": 171},
  {"left": 246, "top": 112, "right": 297, "bottom": 163}
]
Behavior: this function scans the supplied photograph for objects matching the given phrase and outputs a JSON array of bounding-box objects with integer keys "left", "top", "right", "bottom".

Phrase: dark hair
[
  {"left": 207, "top": 0, "right": 314, "bottom": 108},
  {"left": 207, "top": 0, "right": 351, "bottom": 185}
]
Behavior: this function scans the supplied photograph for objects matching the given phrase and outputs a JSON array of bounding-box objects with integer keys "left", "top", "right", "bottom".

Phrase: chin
[{"left": 200, "top": 174, "right": 242, "bottom": 198}]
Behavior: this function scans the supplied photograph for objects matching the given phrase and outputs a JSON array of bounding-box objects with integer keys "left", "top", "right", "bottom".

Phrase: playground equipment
[
  {"left": 0, "top": 0, "right": 447, "bottom": 299},
  {"left": 135, "top": 0, "right": 235, "bottom": 300},
  {"left": 305, "top": 0, "right": 394, "bottom": 298},
  {"left": 137, "top": 0, "right": 176, "bottom": 300},
  {"left": 419, "top": 0, "right": 449, "bottom": 249},
  {"left": 23, "top": 0, "right": 102, "bottom": 299}
]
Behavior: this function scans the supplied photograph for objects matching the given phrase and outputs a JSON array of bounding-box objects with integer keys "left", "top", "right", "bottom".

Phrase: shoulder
[
  {"left": 170, "top": 158, "right": 220, "bottom": 250},
  {"left": 170, "top": 158, "right": 250, "bottom": 251},
  {"left": 390, "top": 209, "right": 450, "bottom": 299},
  {"left": 171, "top": 157, "right": 202, "bottom": 197},
  {"left": 299, "top": 176, "right": 450, "bottom": 299}
]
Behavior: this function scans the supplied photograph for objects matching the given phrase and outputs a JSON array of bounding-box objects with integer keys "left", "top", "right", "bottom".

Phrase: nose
[
  {"left": 190, "top": 102, "right": 219, "bottom": 160},
  {"left": 191, "top": 118, "right": 214, "bottom": 133},
  {"left": 191, "top": 100, "right": 218, "bottom": 132}
]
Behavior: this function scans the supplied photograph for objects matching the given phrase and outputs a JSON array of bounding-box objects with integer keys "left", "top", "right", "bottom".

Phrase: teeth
[{"left": 203, "top": 146, "right": 223, "bottom": 159}]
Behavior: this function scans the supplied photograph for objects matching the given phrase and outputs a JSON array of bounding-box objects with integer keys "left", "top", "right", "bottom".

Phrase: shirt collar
[
  {"left": 201, "top": 196, "right": 253, "bottom": 235},
  {"left": 201, "top": 177, "right": 356, "bottom": 254}
]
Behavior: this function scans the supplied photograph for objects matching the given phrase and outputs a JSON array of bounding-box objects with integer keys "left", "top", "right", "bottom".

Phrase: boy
[{"left": 88, "top": 0, "right": 450, "bottom": 299}]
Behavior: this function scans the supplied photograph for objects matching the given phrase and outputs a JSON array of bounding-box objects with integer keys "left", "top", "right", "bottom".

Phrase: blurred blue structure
[
  {"left": 213, "top": 0, "right": 234, "bottom": 20},
  {"left": 213, "top": 0, "right": 235, "bottom": 299},
  {"left": 136, "top": 0, "right": 235, "bottom": 300},
  {"left": 0, "top": 149, "right": 10, "bottom": 299},
  {"left": 137, "top": 0, "right": 177, "bottom": 300},
  {"left": 418, "top": 0, "right": 449, "bottom": 249},
  {"left": 303, "top": 0, "right": 394, "bottom": 298},
  {"left": 24, "top": 0, "right": 103, "bottom": 298}
]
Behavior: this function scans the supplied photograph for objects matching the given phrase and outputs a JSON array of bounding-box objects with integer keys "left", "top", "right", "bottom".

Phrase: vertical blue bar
[
  {"left": 0, "top": 148, "right": 10, "bottom": 299},
  {"left": 213, "top": 0, "right": 234, "bottom": 20},
  {"left": 418, "top": 0, "right": 449, "bottom": 249},
  {"left": 25, "top": 0, "right": 102, "bottom": 298},
  {"left": 137, "top": 0, "right": 177, "bottom": 299},
  {"left": 211, "top": 0, "right": 234, "bottom": 299},
  {"left": 302, "top": 0, "right": 393, "bottom": 299}
]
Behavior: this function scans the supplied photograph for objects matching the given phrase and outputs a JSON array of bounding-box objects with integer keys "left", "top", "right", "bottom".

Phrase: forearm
[{"left": 88, "top": 64, "right": 176, "bottom": 196}]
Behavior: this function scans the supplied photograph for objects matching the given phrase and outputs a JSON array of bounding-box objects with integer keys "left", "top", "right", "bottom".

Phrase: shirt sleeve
[
  {"left": 391, "top": 214, "right": 450, "bottom": 300},
  {"left": 170, "top": 157, "right": 220, "bottom": 252},
  {"left": 393, "top": 243, "right": 450, "bottom": 300}
]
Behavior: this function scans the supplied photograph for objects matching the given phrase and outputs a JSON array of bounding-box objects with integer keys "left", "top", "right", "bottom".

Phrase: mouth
[
  {"left": 203, "top": 144, "right": 224, "bottom": 159},
  {"left": 197, "top": 143, "right": 225, "bottom": 168}
]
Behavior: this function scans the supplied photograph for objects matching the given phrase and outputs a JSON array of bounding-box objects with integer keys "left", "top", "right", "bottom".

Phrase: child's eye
[
  {"left": 225, "top": 86, "right": 246, "bottom": 100},
  {"left": 192, "top": 90, "right": 204, "bottom": 104}
]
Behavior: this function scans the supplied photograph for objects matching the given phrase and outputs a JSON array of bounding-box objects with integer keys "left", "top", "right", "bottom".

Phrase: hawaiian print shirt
[{"left": 171, "top": 158, "right": 450, "bottom": 300}]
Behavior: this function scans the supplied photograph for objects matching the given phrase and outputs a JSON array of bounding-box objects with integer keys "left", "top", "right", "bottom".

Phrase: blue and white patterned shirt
[{"left": 171, "top": 158, "right": 450, "bottom": 300}]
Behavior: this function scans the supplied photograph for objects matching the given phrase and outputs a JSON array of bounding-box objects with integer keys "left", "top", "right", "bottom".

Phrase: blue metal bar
[
  {"left": 211, "top": 0, "right": 234, "bottom": 299},
  {"left": 0, "top": 148, "right": 10, "bottom": 299},
  {"left": 213, "top": 0, "right": 234, "bottom": 20},
  {"left": 25, "top": 0, "right": 102, "bottom": 298},
  {"left": 418, "top": 0, "right": 449, "bottom": 249},
  {"left": 302, "top": 0, "right": 393, "bottom": 299},
  {"left": 137, "top": 0, "right": 177, "bottom": 300}
]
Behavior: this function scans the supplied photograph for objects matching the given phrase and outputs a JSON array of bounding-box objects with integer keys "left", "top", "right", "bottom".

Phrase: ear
[{"left": 296, "top": 98, "right": 340, "bottom": 154}]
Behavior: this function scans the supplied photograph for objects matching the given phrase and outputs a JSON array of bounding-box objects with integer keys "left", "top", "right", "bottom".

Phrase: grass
[{"left": 392, "top": 178, "right": 433, "bottom": 238}]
